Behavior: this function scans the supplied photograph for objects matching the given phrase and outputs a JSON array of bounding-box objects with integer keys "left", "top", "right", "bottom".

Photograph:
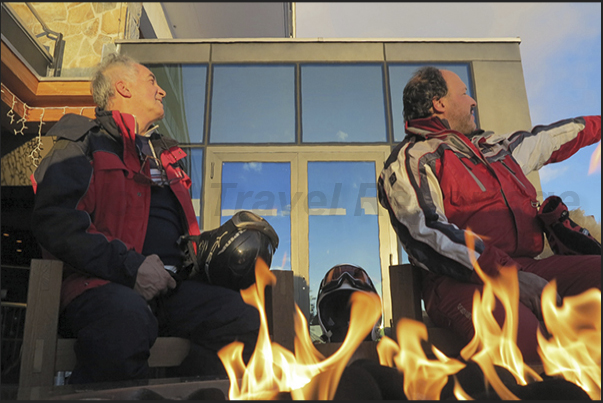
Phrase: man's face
[
  {"left": 130, "top": 64, "right": 166, "bottom": 129},
  {"left": 439, "top": 70, "right": 477, "bottom": 136}
]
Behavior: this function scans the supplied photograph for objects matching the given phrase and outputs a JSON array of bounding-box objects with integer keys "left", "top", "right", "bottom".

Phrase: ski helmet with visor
[
  {"left": 190, "top": 210, "right": 279, "bottom": 290},
  {"left": 316, "top": 263, "right": 382, "bottom": 343}
]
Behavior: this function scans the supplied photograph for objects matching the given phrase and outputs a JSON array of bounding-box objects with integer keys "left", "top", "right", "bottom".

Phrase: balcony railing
[{"left": 1, "top": 2, "right": 64, "bottom": 77}]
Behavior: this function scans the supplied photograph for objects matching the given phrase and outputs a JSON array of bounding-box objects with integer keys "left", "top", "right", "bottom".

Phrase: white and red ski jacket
[{"left": 378, "top": 115, "right": 601, "bottom": 283}]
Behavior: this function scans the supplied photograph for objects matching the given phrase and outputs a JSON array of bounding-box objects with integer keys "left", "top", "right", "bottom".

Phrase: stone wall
[{"left": 7, "top": 2, "right": 142, "bottom": 77}]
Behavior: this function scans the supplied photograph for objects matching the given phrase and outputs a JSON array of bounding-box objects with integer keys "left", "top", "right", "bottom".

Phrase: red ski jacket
[
  {"left": 378, "top": 115, "right": 601, "bottom": 283},
  {"left": 31, "top": 108, "right": 201, "bottom": 308}
]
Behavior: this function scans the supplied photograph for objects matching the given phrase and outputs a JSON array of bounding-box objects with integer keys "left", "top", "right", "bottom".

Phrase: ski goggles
[
  {"left": 319, "top": 264, "right": 376, "bottom": 294},
  {"left": 230, "top": 210, "right": 279, "bottom": 249}
]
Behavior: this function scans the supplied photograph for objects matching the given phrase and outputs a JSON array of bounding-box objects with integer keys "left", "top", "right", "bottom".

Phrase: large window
[
  {"left": 210, "top": 65, "right": 296, "bottom": 144},
  {"left": 220, "top": 162, "right": 292, "bottom": 271},
  {"left": 148, "top": 64, "right": 207, "bottom": 143},
  {"left": 307, "top": 161, "right": 382, "bottom": 321},
  {"left": 388, "top": 63, "right": 475, "bottom": 141},
  {"left": 301, "top": 64, "right": 387, "bottom": 143},
  {"left": 147, "top": 62, "right": 475, "bottom": 146}
]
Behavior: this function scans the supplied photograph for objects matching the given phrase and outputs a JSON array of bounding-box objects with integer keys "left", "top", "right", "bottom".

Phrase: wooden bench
[
  {"left": 389, "top": 263, "right": 466, "bottom": 358},
  {"left": 18, "top": 259, "right": 295, "bottom": 400}
]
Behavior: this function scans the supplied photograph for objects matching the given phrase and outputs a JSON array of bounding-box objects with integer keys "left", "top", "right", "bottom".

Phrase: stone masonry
[{"left": 7, "top": 2, "right": 142, "bottom": 76}]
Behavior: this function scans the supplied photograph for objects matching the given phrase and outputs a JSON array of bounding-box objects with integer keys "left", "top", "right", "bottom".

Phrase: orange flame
[
  {"left": 294, "top": 291, "right": 382, "bottom": 400},
  {"left": 460, "top": 230, "right": 542, "bottom": 399},
  {"left": 377, "top": 318, "right": 465, "bottom": 400},
  {"left": 537, "top": 280, "right": 601, "bottom": 400},
  {"left": 219, "top": 230, "right": 600, "bottom": 400},
  {"left": 218, "top": 258, "right": 382, "bottom": 400},
  {"left": 589, "top": 141, "right": 601, "bottom": 174},
  {"left": 453, "top": 376, "right": 474, "bottom": 400}
]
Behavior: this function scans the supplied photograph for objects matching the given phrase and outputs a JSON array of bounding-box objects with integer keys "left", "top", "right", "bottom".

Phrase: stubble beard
[{"left": 451, "top": 110, "right": 476, "bottom": 137}]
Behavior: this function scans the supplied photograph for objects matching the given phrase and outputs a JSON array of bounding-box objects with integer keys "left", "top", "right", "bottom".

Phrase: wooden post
[
  {"left": 265, "top": 270, "right": 295, "bottom": 352},
  {"left": 389, "top": 264, "right": 423, "bottom": 329},
  {"left": 18, "top": 259, "right": 64, "bottom": 400}
]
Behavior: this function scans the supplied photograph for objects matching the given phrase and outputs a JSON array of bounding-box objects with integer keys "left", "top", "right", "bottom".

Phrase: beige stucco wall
[{"left": 7, "top": 2, "right": 141, "bottom": 76}]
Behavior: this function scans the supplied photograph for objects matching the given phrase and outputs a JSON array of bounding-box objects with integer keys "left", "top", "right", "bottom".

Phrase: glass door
[
  {"left": 204, "top": 146, "right": 398, "bottom": 337},
  {"left": 219, "top": 161, "right": 292, "bottom": 271},
  {"left": 306, "top": 160, "right": 382, "bottom": 338}
]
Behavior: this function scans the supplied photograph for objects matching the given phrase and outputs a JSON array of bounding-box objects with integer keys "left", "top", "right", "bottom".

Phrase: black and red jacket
[
  {"left": 378, "top": 115, "right": 601, "bottom": 283},
  {"left": 31, "top": 108, "right": 201, "bottom": 308}
]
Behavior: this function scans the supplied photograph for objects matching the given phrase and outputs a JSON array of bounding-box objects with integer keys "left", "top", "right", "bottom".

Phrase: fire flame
[
  {"left": 218, "top": 257, "right": 382, "bottom": 400},
  {"left": 219, "top": 229, "right": 600, "bottom": 400},
  {"left": 453, "top": 376, "right": 475, "bottom": 400},
  {"left": 461, "top": 230, "right": 542, "bottom": 400},
  {"left": 588, "top": 141, "right": 601, "bottom": 174},
  {"left": 377, "top": 318, "right": 465, "bottom": 400},
  {"left": 537, "top": 280, "right": 601, "bottom": 400}
]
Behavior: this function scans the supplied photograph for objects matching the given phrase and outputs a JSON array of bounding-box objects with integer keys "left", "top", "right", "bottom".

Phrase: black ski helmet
[
  {"left": 191, "top": 211, "right": 279, "bottom": 290},
  {"left": 316, "top": 263, "right": 382, "bottom": 343}
]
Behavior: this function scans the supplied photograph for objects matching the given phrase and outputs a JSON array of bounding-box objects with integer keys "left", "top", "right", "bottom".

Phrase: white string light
[
  {"left": 8, "top": 93, "right": 16, "bottom": 124},
  {"left": 1, "top": 83, "right": 95, "bottom": 166},
  {"left": 14, "top": 105, "right": 28, "bottom": 136},
  {"left": 29, "top": 108, "right": 45, "bottom": 167}
]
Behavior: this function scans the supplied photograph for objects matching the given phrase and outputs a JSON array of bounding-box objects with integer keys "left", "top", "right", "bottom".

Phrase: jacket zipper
[
  {"left": 501, "top": 160, "right": 527, "bottom": 189},
  {"left": 460, "top": 159, "right": 486, "bottom": 192}
]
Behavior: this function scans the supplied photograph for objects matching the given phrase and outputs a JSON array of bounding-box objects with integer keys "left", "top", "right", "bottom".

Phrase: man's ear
[
  {"left": 115, "top": 80, "right": 132, "bottom": 98},
  {"left": 432, "top": 96, "right": 446, "bottom": 114}
]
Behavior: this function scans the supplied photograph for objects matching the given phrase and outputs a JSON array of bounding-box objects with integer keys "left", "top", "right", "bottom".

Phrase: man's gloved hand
[
  {"left": 517, "top": 271, "right": 561, "bottom": 321},
  {"left": 134, "top": 254, "right": 177, "bottom": 301}
]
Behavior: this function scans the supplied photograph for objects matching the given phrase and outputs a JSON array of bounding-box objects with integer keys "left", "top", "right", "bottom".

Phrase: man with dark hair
[
  {"left": 378, "top": 66, "right": 601, "bottom": 362},
  {"left": 31, "top": 53, "right": 260, "bottom": 384}
]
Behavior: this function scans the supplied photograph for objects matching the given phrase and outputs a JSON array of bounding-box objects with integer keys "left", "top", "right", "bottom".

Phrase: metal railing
[
  {"left": 25, "top": 3, "right": 65, "bottom": 77},
  {"left": 1, "top": 2, "right": 64, "bottom": 77}
]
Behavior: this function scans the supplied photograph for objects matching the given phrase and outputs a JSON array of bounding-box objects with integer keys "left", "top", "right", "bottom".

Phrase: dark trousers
[
  {"left": 58, "top": 279, "right": 260, "bottom": 384},
  {"left": 422, "top": 254, "right": 601, "bottom": 363}
]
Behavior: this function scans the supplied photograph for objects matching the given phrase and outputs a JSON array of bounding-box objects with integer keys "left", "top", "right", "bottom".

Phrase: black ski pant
[{"left": 58, "top": 279, "right": 260, "bottom": 384}]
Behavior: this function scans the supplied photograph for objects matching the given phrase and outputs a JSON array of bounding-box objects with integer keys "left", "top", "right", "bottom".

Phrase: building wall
[{"left": 7, "top": 2, "right": 141, "bottom": 76}]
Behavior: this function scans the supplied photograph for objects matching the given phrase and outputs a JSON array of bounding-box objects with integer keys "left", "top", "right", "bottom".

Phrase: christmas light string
[{"left": 1, "top": 84, "right": 95, "bottom": 166}]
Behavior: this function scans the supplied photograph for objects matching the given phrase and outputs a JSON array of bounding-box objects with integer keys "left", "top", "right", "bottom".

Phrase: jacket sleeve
[
  {"left": 504, "top": 116, "right": 601, "bottom": 175},
  {"left": 31, "top": 137, "right": 145, "bottom": 287},
  {"left": 378, "top": 140, "right": 522, "bottom": 283}
]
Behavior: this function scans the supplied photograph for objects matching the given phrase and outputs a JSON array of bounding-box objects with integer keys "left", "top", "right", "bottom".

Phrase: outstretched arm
[{"left": 506, "top": 115, "right": 601, "bottom": 175}]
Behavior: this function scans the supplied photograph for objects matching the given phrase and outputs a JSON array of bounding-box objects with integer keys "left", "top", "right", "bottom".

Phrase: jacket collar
[
  {"left": 405, "top": 116, "right": 451, "bottom": 137},
  {"left": 96, "top": 108, "right": 140, "bottom": 172},
  {"left": 95, "top": 107, "right": 122, "bottom": 139},
  {"left": 405, "top": 116, "right": 484, "bottom": 139}
]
